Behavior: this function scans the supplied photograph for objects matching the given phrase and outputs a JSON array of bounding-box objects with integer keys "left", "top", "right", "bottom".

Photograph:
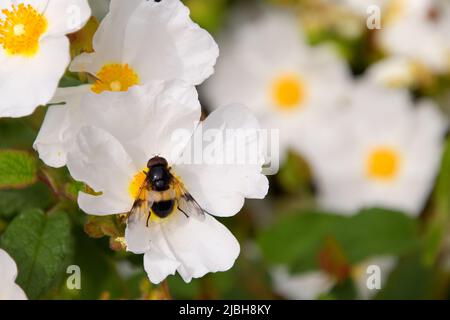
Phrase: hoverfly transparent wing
[
  {"left": 127, "top": 179, "right": 154, "bottom": 227},
  {"left": 172, "top": 176, "right": 207, "bottom": 221}
]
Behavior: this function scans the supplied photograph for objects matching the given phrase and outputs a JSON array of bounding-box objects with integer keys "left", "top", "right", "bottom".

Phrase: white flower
[
  {"left": 201, "top": 9, "right": 351, "bottom": 161},
  {"left": 34, "top": 0, "right": 219, "bottom": 168},
  {"left": 0, "top": 249, "right": 27, "bottom": 300},
  {"left": 272, "top": 256, "right": 396, "bottom": 300},
  {"left": 309, "top": 80, "right": 448, "bottom": 216},
  {"left": 65, "top": 81, "right": 269, "bottom": 283},
  {"left": 0, "top": 0, "right": 91, "bottom": 118},
  {"left": 71, "top": 0, "right": 218, "bottom": 88},
  {"left": 377, "top": 0, "right": 450, "bottom": 73}
]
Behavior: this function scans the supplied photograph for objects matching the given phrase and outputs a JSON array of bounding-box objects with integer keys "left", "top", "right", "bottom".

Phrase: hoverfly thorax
[{"left": 146, "top": 156, "right": 172, "bottom": 191}]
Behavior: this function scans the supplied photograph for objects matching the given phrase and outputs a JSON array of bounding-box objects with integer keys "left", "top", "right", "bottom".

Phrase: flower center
[
  {"left": 271, "top": 74, "right": 306, "bottom": 110},
  {"left": 366, "top": 147, "right": 401, "bottom": 181},
  {"left": 0, "top": 4, "right": 47, "bottom": 56},
  {"left": 92, "top": 63, "right": 140, "bottom": 94},
  {"left": 129, "top": 169, "right": 148, "bottom": 200}
]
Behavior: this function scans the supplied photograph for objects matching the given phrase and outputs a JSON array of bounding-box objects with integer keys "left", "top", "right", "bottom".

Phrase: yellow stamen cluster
[
  {"left": 0, "top": 4, "right": 47, "bottom": 56},
  {"left": 366, "top": 147, "right": 401, "bottom": 181},
  {"left": 272, "top": 74, "right": 306, "bottom": 110},
  {"left": 92, "top": 63, "right": 140, "bottom": 94},
  {"left": 129, "top": 169, "right": 148, "bottom": 200}
]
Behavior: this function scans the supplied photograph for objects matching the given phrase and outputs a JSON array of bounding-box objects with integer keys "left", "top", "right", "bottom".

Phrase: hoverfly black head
[
  {"left": 147, "top": 156, "right": 171, "bottom": 191},
  {"left": 147, "top": 156, "right": 168, "bottom": 169}
]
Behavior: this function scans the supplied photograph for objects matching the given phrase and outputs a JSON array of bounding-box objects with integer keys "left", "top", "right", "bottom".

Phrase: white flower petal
[
  {"left": 33, "top": 85, "right": 90, "bottom": 168},
  {"left": 71, "top": 0, "right": 218, "bottom": 85},
  {"left": 70, "top": 0, "right": 142, "bottom": 73},
  {"left": 271, "top": 267, "right": 335, "bottom": 300},
  {"left": 42, "top": 0, "right": 91, "bottom": 37},
  {"left": 77, "top": 80, "right": 201, "bottom": 167},
  {"left": 143, "top": 247, "right": 180, "bottom": 284},
  {"left": 0, "top": 249, "right": 18, "bottom": 281},
  {"left": 0, "top": 249, "right": 27, "bottom": 300},
  {"left": 143, "top": 213, "right": 240, "bottom": 283},
  {"left": 67, "top": 126, "right": 136, "bottom": 215},
  {"left": 124, "top": 0, "right": 218, "bottom": 85},
  {"left": 174, "top": 104, "right": 269, "bottom": 217},
  {"left": 0, "top": 37, "right": 70, "bottom": 118}
]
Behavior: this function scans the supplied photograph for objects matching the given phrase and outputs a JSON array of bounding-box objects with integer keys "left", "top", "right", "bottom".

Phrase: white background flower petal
[
  {"left": 0, "top": 37, "right": 70, "bottom": 118},
  {"left": 42, "top": 0, "right": 91, "bottom": 37},
  {"left": 0, "top": 249, "right": 27, "bottom": 300},
  {"left": 33, "top": 85, "right": 90, "bottom": 167}
]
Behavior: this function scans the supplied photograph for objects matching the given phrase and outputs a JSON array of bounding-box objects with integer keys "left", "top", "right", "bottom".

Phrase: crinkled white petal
[
  {"left": 130, "top": 212, "right": 240, "bottom": 284},
  {"left": 70, "top": 0, "right": 142, "bottom": 73},
  {"left": 174, "top": 104, "right": 269, "bottom": 217},
  {"left": 0, "top": 249, "right": 27, "bottom": 300},
  {"left": 123, "top": 0, "right": 218, "bottom": 85},
  {"left": 42, "top": 0, "right": 91, "bottom": 37},
  {"left": 77, "top": 80, "right": 201, "bottom": 168},
  {"left": 33, "top": 85, "right": 90, "bottom": 168},
  {"left": 0, "top": 37, "right": 70, "bottom": 118},
  {"left": 66, "top": 126, "right": 137, "bottom": 215},
  {"left": 71, "top": 0, "right": 218, "bottom": 85}
]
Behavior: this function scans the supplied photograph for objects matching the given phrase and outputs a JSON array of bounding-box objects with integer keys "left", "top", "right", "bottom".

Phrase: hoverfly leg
[
  {"left": 146, "top": 210, "right": 152, "bottom": 227},
  {"left": 177, "top": 201, "right": 189, "bottom": 218}
]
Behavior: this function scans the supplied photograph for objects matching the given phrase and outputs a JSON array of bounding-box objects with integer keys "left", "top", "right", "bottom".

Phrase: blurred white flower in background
[
  {"left": 377, "top": 0, "right": 450, "bottom": 74},
  {"left": 309, "top": 80, "right": 448, "bottom": 216},
  {"left": 65, "top": 81, "right": 268, "bottom": 283},
  {"left": 202, "top": 8, "right": 352, "bottom": 162},
  {"left": 0, "top": 249, "right": 27, "bottom": 300},
  {"left": 34, "top": 0, "right": 218, "bottom": 168},
  {"left": 0, "top": 0, "right": 91, "bottom": 118},
  {"left": 328, "top": 0, "right": 387, "bottom": 16},
  {"left": 272, "top": 256, "right": 396, "bottom": 300},
  {"left": 366, "top": 56, "right": 419, "bottom": 89}
]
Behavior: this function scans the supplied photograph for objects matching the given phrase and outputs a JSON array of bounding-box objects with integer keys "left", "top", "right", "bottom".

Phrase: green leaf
[
  {"left": 258, "top": 208, "right": 419, "bottom": 273},
  {"left": 376, "top": 253, "right": 434, "bottom": 299},
  {"left": 0, "top": 182, "right": 55, "bottom": 219},
  {"left": 0, "top": 209, "right": 73, "bottom": 299},
  {"left": 423, "top": 138, "right": 450, "bottom": 265},
  {"left": 0, "top": 150, "right": 38, "bottom": 189},
  {"left": 0, "top": 119, "right": 37, "bottom": 149}
]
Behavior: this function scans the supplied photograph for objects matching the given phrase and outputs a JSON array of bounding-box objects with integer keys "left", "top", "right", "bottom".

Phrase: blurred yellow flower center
[
  {"left": 129, "top": 169, "right": 148, "bottom": 200},
  {"left": 366, "top": 147, "right": 401, "bottom": 180},
  {"left": 272, "top": 74, "right": 306, "bottom": 110},
  {"left": 0, "top": 4, "right": 47, "bottom": 56},
  {"left": 92, "top": 63, "right": 139, "bottom": 94}
]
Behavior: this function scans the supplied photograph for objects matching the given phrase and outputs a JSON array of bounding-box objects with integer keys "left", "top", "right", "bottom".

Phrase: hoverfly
[{"left": 128, "top": 156, "right": 207, "bottom": 226}]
